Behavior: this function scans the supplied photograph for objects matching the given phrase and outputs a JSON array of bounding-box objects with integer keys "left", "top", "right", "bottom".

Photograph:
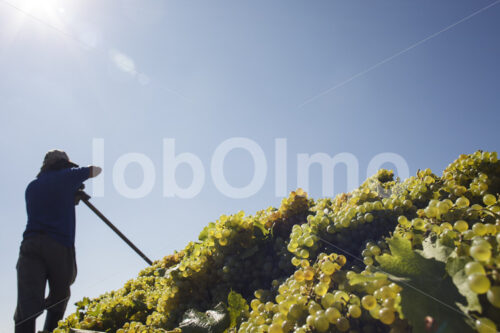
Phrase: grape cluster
[
  {"left": 55, "top": 151, "right": 499, "bottom": 333},
  {"left": 56, "top": 190, "right": 310, "bottom": 332}
]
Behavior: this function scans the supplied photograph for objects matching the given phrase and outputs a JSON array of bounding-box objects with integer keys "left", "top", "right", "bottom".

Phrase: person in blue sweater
[{"left": 14, "top": 150, "right": 102, "bottom": 333}]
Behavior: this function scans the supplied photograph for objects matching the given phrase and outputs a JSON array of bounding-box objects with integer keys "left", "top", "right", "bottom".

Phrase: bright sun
[{"left": 14, "top": 0, "right": 68, "bottom": 25}]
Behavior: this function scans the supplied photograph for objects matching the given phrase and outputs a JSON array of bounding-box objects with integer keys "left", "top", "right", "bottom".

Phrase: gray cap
[{"left": 43, "top": 149, "right": 79, "bottom": 168}]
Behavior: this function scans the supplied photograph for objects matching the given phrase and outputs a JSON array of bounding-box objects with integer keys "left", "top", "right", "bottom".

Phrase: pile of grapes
[{"left": 55, "top": 151, "right": 500, "bottom": 333}]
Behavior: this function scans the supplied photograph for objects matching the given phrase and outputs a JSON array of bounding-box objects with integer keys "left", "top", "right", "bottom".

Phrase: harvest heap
[{"left": 56, "top": 151, "right": 500, "bottom": 333}]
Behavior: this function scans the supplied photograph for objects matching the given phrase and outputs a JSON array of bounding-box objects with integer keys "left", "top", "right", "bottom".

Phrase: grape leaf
[
  {"left": 347, "top": 272, "right": 388, "bottom": 285},
  {"left": 445, "top": 257, "right": 482, "bottom": 313},
  {"left": 376, "top": 236, "right": 473, "bottom": 333},
  {"left": 253, "top": 222, "right": 269, "bottom": 238},
  {"left": 422, "top": 237, "right": 481, "bottom": 313},
  {"left": 421, "top": 236, "right": 454, "bottom": 262},
  {"left": 227, "top": 291, "right": 249, "bottom": 329}
]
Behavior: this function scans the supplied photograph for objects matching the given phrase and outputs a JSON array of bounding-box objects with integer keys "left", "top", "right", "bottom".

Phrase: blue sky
[{"left": 1, "top": 0, "right": 499, "bottom": 331}]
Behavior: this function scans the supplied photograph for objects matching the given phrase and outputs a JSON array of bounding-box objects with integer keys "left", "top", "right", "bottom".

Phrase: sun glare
[{"left": 13, "top": 0, "right": 67, "bottom": 26}]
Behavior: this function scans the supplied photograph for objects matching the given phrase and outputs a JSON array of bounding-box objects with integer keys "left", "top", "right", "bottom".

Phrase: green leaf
[
  {"left": 420, "top": 236, "right": 454, "bottom": 262},
  {"left": 445, "top": 257, "right": 481, "bottom": 313},
  {"left": 422, "top": 237, "right": 481, "bottom": 314},
  {"left": 376, "top": 236, "right": 472, "bottom": 333},
  {"left": 253, "top": 222, "right": 269, "bottom": 238},
  {"left": 227, "top": 291, "right": 249, "bottom": 328},
  {"left": 347, "top": 272, "right": 388, "bottom": 286}
]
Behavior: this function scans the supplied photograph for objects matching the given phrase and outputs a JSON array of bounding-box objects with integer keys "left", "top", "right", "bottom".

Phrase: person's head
[{"left": 38, "top": 149, "right": 79, "bottom": 177}]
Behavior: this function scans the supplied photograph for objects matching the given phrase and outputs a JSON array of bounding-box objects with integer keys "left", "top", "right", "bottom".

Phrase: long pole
[{"left": 80, "top": 193, "right": 153, "bottom": 266}]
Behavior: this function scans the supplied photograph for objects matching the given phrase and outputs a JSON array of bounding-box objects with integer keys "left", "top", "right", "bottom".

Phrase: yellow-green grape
[
  {"left": 320, "top": 261, "right": 336, "bottom": 275},
  {"left": 219, "top": 238, "right": 228, "bottom": 246},
  {"left": 463, "top": 230, "right": 475, "bottom": 240},
  {"left": 348, "top": 304, "right": 361, "bottom": 318},
  {"left": 304, "top": 237, "right": 314, "bottom": 247},
  {"left": 456, "top": 196, "right": 470, "bottom": 208},
  {"left": 282, "top": 320, "right": 293, "bottom": 332},
  {"left": 382, "top": 298, "right": 395, "bottom": 309},
  {"left": 437, "top": 201, "right": 450, "bottom": 214},
  {"left": 465, "top": 261, "right": 486, "bottom": 275},
  {"left": 365, "top": 213, "right": 374, "bottom": 222},
  {"left": 441, "top": 222, "right": 453, "bottom": 230},
  {"left": 424, "top": 206, "right": 438, "bottom": 218},
  {"left": 265, "top": 302, "right": 274, "bottom": 311},
  {"left": 254, "top": 289, "right": 264, "bottom": 300},
  {"left": 378, "top": 286, "right": 394, "bottom": 299},
  {"left": 288, "top": 242, "right": 298, "bottom": 253},
  {"left": 470, "top": 245, "right": 491, "bottom": 262},
  {"left": 398, "top": 216, "right": 410, "bottom": 227},
  {"left": 487, "top": 286, "right": 500, "bottom": 308},
  {"left": 361, "top": 295, "right": 377, "bottom": 310},
  {"left": 303, "top": 267, "right": 314, "bottom": 281},
  {"left": 295, "top": 327, "right": 306, "bottom": 333},
  {"left": 412, "top": 218, "right": 426, "bottom": 231},
  {"left": 454, "top": 186, "right": 466, "bottom": 196},
  {"left": 370, "top": 245, "right": 381, "bottom": 256},
  {"left": 308, "top": 302, "right": 322, "bottom": 315},
  {"left": 269, "top": 323, "right": 283, "bottom": 333},
  {"left": 369, "top": 304, "right": 381, "bottom": 319},
  {"left": 473, "top": 223, "right": 488, "bottom": 237},
  {"left": 378, "top": 307, "right": 395, "bottom": 325},
  {"left": 314, "top": 283, "right": 329, "bottom": 296},
  {"left": 335, "top": 317, "right": 350, "bottom": 332},
  {"left": 334, "top": 291, "right": 349, "bottom": 304},
  {"left": 431, "top": 225, "right": 441, "bottom": 234},
  {"left": 442, "top": 229, "right": 458, "bottom": 240},
  {"left": 319, "top": 273, "right": 331, "bottom": 284},
  {"left": 453, "top": 220, "right": 468, "bottom": 232},
  {"left": 475, "top": 317, "right": 497, "bottom": 333},
  {"left": 288, "top": 304, "right": 304, "bottom": 320},
  {"left": 364, "top": 256, "right": 374, "bottom": 265},
  {"left": 321, "top": 293, "right": 335, "bottom": 308},
  {"left": 251, "top": 299, "right": 261, "bottom": 311},
  {"left": 313, "top": 314, "right": 329, "bottom": 332},
  {"left": 467, "top": 273, "right": 491, "bottom": 294},
  {"left": 294, "top": 270, "right": 305, "bottom": 282},
  {"left": 471, "top": 204, "right": 483, "bottom": 211},
  {"left": 389, "top": 282, "right": 402, "bottom": 293},
  {"left": 424, "top": 175, "right": 434, "bottom": 184},
  {"left": 325, "top": 307, "right": 341, "bottom": 323},
  {"left": 485, "top": 224, "right": 496, "bottom": 235},
  {"left": 349, "top": 294, "right": 361, "bottom": 306},
  {"left": 298, "top": 249, "right": 309, "bottom": 259},
  {"left": 297, "top": 296, "right": 307, "bottom": 306},
  {"left": 483, "top": 194, "right": 497, "bottom": 206},
  {"left": 306, "top": 315, "right": 315, "bottom": 327},
  {"left": 291, "top": 257, "right": 301, "bottom": 266}
]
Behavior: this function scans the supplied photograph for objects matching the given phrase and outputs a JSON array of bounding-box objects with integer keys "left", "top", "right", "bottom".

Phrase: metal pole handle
[{"left": 79, "top": 192, "right": 153, "bottom": 266}]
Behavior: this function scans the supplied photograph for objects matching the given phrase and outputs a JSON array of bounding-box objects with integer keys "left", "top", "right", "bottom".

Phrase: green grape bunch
[{"left": 55, "top": 151, "right": 500, "bottom": 333}]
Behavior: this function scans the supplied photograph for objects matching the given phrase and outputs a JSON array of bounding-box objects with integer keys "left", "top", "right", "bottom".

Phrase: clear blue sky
[{"left": 1, "top": 0, "right": 499, "bottom": 331}]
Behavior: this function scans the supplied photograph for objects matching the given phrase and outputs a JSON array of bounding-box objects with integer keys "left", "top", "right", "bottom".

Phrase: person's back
[
  {"left": 24, "top": 167, "right": 91, "bottom": 247},
  {"left": 14, "top": 150, "right": 101, "bottom": 333}
]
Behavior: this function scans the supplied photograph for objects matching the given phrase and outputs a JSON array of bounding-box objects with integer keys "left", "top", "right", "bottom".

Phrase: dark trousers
[{"left": 14, "top": 234, "right": 77, "bottom": 333}]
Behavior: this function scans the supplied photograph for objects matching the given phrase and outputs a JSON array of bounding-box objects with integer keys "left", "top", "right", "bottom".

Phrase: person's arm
[
  {"left": 89, "top": 166, "right": 102, "bottom": 178},
  {"left": 65, "top": 166, "right": 101, "bottom": 190}
]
